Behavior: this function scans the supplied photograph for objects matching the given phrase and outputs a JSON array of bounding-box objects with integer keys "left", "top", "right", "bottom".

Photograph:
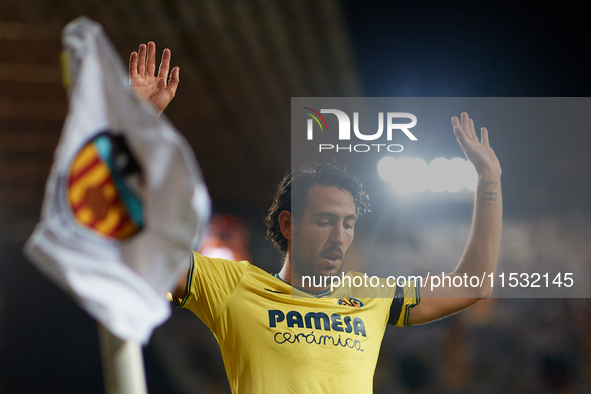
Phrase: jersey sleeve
[
  {"left": 387, "top": 279, "right": 420, "bottom": 327},
  {"left": 172, "top": 251, "right": 249, "bottom": 330}
]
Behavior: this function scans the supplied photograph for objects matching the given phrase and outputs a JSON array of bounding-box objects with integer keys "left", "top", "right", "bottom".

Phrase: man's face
[{"left": 290, "top": 184, "right": 357, "bottom": 279}]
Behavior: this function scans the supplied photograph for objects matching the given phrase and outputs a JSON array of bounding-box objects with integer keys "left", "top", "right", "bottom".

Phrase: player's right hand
[{"left": 129, "top": 41, "right": 179, "bottom": 116}]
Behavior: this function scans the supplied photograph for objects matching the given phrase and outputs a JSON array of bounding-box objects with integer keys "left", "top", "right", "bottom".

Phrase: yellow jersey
[{"left": 173, "top": 251, "right": 419, "bottom": 394}]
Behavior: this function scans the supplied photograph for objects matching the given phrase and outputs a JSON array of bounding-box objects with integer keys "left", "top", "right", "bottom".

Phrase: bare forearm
[
  {"left": 408, "top": 171, "right": 502, "bottom": 325},
  {"left": 453, "top": 169, "right": 502, "bottom": 296},
  {"left": 407, "top": 113, "right": 502, "bottom": 325}
]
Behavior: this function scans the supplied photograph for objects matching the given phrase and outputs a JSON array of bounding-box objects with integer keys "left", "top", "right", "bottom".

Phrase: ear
[{"left": 278, "top": 210, "right": 292, "bottom": 240}]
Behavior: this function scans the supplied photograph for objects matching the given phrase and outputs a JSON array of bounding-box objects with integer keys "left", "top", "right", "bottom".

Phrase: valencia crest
[{"left": 65, "top": 131, "right": 144, "bottom": 240}]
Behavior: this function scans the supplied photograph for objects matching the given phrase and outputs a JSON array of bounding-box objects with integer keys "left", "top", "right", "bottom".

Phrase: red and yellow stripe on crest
[{"left": 67, "top": 142, "right": 138, "bottom": 239}]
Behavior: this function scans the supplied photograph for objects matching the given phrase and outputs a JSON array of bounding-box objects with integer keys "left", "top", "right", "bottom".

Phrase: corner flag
[{"left": 24, "top": 17, "right": 210, "bottom": 344}]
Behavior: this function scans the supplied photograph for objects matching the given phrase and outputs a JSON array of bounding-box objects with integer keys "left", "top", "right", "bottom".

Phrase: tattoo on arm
[{"left": 480, "top": 181, "right": 499, "bottom": 206}]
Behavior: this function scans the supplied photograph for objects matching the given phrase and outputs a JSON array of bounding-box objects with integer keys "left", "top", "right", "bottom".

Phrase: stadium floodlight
[
  {"left": 378, "top": 157, "right": 428, "bottom": 194},
  {"left": 464, "top": 161, "right": 478, "bottom": 191},
  {"left": 428, "top": 157, "right": 448, "bottom": 192},
  {"left": 391, "top": 157, "right": 413, "bottom": 194},
  {"left": 377, "top": 156, "right": 397, "bottom": 184},
  {"left": 402, "top": 157, "right": 428, "bottom": 192},
  {"left": 447, "top": 157, "right": 467, "bottom": 192},
  {"left": 380, "top": 156, "right": 476, "bottom": 194}
]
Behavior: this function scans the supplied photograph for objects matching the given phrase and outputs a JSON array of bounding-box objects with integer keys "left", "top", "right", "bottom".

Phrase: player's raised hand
[
  {"left": 452, "top": 112, "right": 501, "bottom": 176},
  {"left": 129, "top": 41, "right": 179, "bottom": 116}
]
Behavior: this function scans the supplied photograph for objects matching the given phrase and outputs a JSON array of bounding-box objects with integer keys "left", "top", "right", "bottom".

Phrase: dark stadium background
[{"left": 1, "top": 1, "right": 590, "bottom": 393}]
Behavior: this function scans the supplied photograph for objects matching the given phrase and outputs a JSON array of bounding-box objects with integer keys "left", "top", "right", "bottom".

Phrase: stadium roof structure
[{"left": 0, "top": 0, "right": 361, "bottom": 243}]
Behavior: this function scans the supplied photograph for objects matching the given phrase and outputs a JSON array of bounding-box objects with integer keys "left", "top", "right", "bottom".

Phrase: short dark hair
[{"left": 265, "top": 163, "right": 370, "bottom": 254}]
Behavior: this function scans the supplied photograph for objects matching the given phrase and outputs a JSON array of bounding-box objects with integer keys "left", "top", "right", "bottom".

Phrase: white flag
[{"left": 24, "top": 17, "right": 210, "bottom": 344}]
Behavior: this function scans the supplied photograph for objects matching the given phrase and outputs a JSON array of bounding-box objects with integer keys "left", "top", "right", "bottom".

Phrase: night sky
[
  {"left": 343, "top": 2, "right": 591, "bottom": 97},
  {"left": 341, "top": 1, "right": 591, "bottom": 217}
]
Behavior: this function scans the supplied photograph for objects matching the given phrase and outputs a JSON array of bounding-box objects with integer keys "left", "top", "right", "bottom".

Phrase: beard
[{"left": 290, "top": 240, "right": 349, "bottom": 282}]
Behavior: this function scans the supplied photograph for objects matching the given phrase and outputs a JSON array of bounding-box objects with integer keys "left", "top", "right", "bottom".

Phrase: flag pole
[{"left": 98, "top": 323, "right": 148, "bottom": 394}]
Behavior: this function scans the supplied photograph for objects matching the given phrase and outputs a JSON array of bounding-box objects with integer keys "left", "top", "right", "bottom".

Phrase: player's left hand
[
  {"left": 452, "top": 112, "right": 501, "bottom": 176},
  {"left": 129, "top": 41, "right": 179, "bottom": 116}
]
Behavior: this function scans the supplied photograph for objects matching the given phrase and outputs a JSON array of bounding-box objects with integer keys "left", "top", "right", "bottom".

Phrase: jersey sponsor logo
[
  {"left": 338, "top": 297, "right": 364, "bottom": 308},
  {"left": 65, "top": 131, "right": 144, "bottom": 240},
  {"left": 268, "top": 310, "right": 366, "bottom": 337},
  {"left": 273, "top": 331, "right": 364, "bottom": 352}
]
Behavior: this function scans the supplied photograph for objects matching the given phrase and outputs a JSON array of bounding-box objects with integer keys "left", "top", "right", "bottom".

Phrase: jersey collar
[{"left": 273, "top": 273, "right": 331, "bottom": 298}]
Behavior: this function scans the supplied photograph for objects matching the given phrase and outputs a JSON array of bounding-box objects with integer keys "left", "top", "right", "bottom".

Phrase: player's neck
[
  {"left": 277, "top": 255, "right": 292, "bottom": 285},
  {"left": 278, "top": 253, "right": 330, "bottom": 293}
]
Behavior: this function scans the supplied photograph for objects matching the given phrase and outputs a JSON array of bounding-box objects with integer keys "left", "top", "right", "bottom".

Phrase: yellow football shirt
[{"left": 173, "top": 251, "right": 420, "bottom": 394}]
